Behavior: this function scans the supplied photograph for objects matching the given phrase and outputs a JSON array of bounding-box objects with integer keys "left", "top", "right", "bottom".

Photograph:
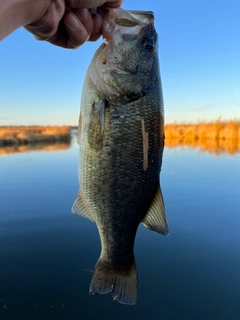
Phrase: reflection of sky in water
[{"left": 0, "top": 138, "right": 240, "bottom": 319}]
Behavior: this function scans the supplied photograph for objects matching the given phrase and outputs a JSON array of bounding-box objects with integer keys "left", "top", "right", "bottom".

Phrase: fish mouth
[
  {"left": 99, "top": 8, "right": 154, "bottom": 46},
  {"left": 123, "top": 10, "right": 154, "bottom": 24},
  {"left": 98, "top": 7, "right": 154, "bottom": 26}
]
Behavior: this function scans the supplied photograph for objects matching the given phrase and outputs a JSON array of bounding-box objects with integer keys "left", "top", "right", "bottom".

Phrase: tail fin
[{"left": 89, "top": 258, "right": 138, "bottom": 305}]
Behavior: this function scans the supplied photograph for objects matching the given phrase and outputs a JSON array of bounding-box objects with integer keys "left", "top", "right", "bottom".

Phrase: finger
[
  {"left": 25, "top": 19, "right": 59, "bottom": 41},
  {"left": 88, "top": 13, "right": 102, "bottom": 42},
  {"left": 65, "top": 11, "right": 92, "bottom": 48},
  {"left": 67, "top": 0, "right": 123, "bottom": 9},
  {"left": 44, "top": 12, "right": 90, "bottom": 49},
  {"left": 25, "top": 1, "right": 65, "bottom": 41},
  {"left": 73, "top": 8, "right": 93, "bottom": 38},
  {"left": 103, "top": 0, "right": 124, "bottom": 8}
]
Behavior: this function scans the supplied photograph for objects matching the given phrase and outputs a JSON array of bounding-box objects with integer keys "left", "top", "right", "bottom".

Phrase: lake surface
[{"left": 0, "top": 137, "right": 239, "bottom": 320}]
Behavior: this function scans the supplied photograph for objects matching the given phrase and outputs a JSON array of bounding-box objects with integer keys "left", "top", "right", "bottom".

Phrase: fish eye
[{"left": 142, "top": 37, "right": 155, "bottom": 52}]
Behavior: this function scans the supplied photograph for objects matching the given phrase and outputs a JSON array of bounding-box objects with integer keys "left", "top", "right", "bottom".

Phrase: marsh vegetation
[
  {"left": 0, "top": 126, "right": 71, "bottom": 146},
  {"left": 1, "top": 120, "right": 239, "bottom": 156},
  {"left": 165, "top": 119, "right": 240, "bottom": 155}
]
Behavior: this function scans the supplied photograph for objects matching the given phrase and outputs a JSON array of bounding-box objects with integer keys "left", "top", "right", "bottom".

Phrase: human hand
[{"left": 24, "top": 0, "right": 123, "bottom": 49}]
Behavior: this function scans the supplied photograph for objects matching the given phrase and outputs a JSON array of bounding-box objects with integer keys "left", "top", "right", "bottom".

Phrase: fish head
[{"left": 90, "top": 8, "right": 159, "bottom": 105}]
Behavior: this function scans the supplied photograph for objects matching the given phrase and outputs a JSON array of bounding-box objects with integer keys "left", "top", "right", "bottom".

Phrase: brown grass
[
  {"left": 0, "top": 126, "right": 71, "bottom": 146},
  {"left": 0, "top": 142, "right": 70, "bottom": 155},
  {"left": 165, "top": 119, "right": 240, "bottom": 156},
  {"left": 1, "top": 121, "right": 239, "bottom": 156}
]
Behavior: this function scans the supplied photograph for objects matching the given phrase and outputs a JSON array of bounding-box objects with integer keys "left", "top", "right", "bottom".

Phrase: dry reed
[
  {"left": 165, "top": 119, "right": 240, "bottom": 156},
  {"left": 0, "top": 126, "right": 71, "bottom": 146}
]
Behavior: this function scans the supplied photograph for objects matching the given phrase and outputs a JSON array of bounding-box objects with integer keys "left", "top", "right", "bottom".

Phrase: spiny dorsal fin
[
  {"left": 72, "top": 192, "right": 95, "bottom": 222},
  {"left": 142, "top": 186, "right": 169, "bottom": 235},
  {"left": 88, "top": 100, "right": 105, "bottom": 149}
]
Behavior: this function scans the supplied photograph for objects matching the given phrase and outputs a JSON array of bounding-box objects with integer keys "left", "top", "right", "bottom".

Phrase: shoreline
[
  {"left": 1, "top": 121, "right": 239, "bottom": 156},
  {"left": 164, "top": 119, "right": 240, "bottom": 141},
  {"left": 0, "top": 126, "right": 71, "bottom": 146}
]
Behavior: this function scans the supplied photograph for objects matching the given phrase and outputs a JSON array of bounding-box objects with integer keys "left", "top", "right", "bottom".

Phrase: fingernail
[{"left": 65, "top": 13, "right": 80, "bottom": 30}]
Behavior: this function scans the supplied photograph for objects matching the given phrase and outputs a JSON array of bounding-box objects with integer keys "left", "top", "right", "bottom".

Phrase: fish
[{"left": 72, "top": 7, "right": 168, "bottom": 305}]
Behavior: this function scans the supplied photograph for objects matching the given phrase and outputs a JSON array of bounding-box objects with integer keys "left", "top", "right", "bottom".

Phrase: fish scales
[
  {"left": 72, "top": 7, "right": 168, "bottom": 305},
  {"left": 82, "top": 92, "right": 162, "bottom": 261}
]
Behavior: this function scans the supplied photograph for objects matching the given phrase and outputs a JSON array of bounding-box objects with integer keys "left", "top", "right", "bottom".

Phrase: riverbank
[{"left": 0, "top": 126, "right": 71, "bottom": 146}]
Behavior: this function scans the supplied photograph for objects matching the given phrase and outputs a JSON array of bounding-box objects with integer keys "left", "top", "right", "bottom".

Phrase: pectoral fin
[
  {"left": 88, "top": 100, "right": 106, "bottom": 149},
  {"left": 142, "top": 186, "right": 169, "bottom": 235},
  {"left": 72, "top": 192, "right": 95, "bottom": 222}
]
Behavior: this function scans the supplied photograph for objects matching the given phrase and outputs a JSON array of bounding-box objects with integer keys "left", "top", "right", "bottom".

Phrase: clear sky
[{"left": 0, "top": 0, "right": 239, "bottom": 126}]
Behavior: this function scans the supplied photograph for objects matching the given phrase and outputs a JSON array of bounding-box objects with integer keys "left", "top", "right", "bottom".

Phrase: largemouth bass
[{"left": 72, "top": 7, "right": 168, "bottom": 305}]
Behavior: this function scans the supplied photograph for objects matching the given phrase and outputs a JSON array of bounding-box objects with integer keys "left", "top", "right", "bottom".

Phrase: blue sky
[{"left": 0, "top": 0, "right": 239, "bottom": 125}]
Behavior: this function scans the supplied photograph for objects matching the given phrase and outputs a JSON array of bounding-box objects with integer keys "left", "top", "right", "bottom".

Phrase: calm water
[{"left": 0, "top": 137, "right": 239, "bottom": 320}]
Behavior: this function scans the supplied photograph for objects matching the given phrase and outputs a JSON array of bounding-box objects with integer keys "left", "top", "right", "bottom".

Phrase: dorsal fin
[
  {"left": 72, "top": 192, "right": 95, "bottom": 222},
  {"left": 142, "top": 186, "right": 169, "bottom": 235}
]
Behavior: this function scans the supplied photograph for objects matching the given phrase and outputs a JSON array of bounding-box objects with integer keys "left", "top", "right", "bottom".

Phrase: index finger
[
  {"left": 102, "top": 0, "right": 124, "bottom": 8},
  {"left": 67, "top": 0, "right": 123, "bottom": 9}
]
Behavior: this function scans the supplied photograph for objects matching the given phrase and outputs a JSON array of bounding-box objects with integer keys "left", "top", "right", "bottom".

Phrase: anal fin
[
  {"left": 142, "top": 186, "right": 169, "bottom": 235},
  {"left": 72, "top": 192, "right": 95, "bottom": 222}
]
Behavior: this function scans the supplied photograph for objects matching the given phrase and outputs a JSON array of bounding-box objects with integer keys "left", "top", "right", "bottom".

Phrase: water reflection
[
  {"left": 165, "top": 138, "right": 240, "bottom": 156},
  {"left": 1, "top": 139, "right": 239, "bottom": 157},
  {"left": 0, "top": 142, "right": 70, "bottom": 155},
  {"left": 0, "top": 138, "right": 239, "bottom": 319}
]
